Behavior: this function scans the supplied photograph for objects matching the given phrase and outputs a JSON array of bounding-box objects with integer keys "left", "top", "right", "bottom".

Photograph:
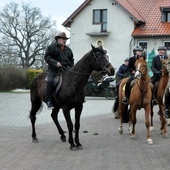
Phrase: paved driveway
[{"left": 0, "top": 92, "right": 170, "bottom": 170}]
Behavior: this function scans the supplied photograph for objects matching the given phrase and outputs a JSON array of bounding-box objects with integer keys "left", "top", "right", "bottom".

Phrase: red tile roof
[
  {"left": 63, "top": 0, "right": 170, "bottom": 37},
  {"left": 117, "top": 0, "right": 170, "bottom": 37}
]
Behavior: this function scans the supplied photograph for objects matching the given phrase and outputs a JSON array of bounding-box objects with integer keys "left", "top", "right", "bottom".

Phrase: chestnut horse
[
  {"left": 164, "top": 56, "right": 170, "bottom": 125},
  {"left": 150, "top": 58, "right": 170, "bottom": 136},
  {"left": 29, "top": 45, "right": 115, "bottom": 150},
  {"left": 118, "top": 56, "right": 153, "bottom": 144}
]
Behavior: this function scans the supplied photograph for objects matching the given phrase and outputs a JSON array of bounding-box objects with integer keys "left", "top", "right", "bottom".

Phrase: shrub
[
  {"left": 25, "top": 69, "right": 43, "bottom": 89},
  {"left": 0, "top": 66, "right": 27, "bottom": 91}
]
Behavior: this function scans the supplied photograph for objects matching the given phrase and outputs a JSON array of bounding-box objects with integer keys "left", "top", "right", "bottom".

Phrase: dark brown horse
[
  {"left": 29, "top": 45, "right": 115, "bottom": 150},
  {"left": 150, "top": 58, "right": 170, "bottom": 136},
  {"left": 118, "top": 56, "right": 153, "bottom": 144}
]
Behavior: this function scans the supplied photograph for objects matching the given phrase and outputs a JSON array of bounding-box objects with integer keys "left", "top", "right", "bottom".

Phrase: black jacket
[
  {"left": 127, "top": 55, "right": 136, "bottom": 74},
  {"left": 44, "top": 41, "right": 74, "bottom": 72},
  {"left": 116, "top": 64, "right": 129, "bottom": 79},
  {"left": 151, "top": 55, "right": 167, "bottom": 75}
]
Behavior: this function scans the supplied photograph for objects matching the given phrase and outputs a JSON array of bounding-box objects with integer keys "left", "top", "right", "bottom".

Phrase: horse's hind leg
[
  {"left": 30, "top": 98, "right": 42, "bottom": 143},
  {"left": 51, "top": 108, "right": 66, "bottom": 142}
]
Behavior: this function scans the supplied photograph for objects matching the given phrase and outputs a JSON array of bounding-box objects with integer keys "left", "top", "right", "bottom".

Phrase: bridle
[
  {"left": 93, "top": 52, "right": 110, "bottom": 73},
  {"left": 62, "top": 51, "right": 110, "bottom": 75},
  {"left": 135, "top": 61, "right": 147, "bottom": 80}
]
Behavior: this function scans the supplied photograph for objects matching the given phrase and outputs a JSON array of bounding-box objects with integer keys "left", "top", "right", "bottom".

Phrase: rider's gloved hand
[
  {"left": 56, "top": 62, "right": 62, "bottom": 68},
  {"left": 156, "top": 71, "right": 161, "bottom": 75}
]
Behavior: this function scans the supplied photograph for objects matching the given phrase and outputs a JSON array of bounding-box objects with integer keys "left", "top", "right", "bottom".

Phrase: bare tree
[{"left": 0, "top": 2, "right": 58, "bottom": 69}]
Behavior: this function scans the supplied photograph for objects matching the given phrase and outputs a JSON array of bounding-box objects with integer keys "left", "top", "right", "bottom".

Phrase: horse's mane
[{"left": 73, "top": 47, "right": 106, "bottom": 68}]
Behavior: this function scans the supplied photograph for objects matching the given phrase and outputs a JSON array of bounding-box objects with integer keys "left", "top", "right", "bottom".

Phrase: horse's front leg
[
  {"left": 159, "top": 104, "right": 167, "bottom": 137},
  {"left": 51, "top": 108, "right": 66, "bottom": 142},
  {"left": 74, "top": 104, "right": 83, "bottom": 150},
  {"left": 63, "top": 108, "right": 77, "bottom": 150},
  {"left": 150, "top": 104, "right": 154, "bottom": 131},
  {"left": 119, "top": 103, "right": 125, "bottom": 134},
  {"left": 145, "top": 106, "right": 153, "bottom": 144},
  {"left": 130, "top": 108, "right": 137, "bottom": 140}
]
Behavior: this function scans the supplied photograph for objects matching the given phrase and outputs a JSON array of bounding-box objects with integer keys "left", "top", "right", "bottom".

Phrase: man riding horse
[
  {"left": 44, "top": 32, "right": 74, "bottom": 109},
  {"left": 151, "top": 45, "right": 167, "bottom": 106}
]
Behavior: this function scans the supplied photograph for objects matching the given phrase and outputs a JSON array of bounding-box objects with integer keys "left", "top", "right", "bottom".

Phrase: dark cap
[
  {"left": 124, "top": 58, "right": 129, "bottom": 62},
  {"left": 55, "top": 32, "right": 69, "bottom": 40},
  {"left": 158, "top": 45, "right": 166, "bottom": 51}
]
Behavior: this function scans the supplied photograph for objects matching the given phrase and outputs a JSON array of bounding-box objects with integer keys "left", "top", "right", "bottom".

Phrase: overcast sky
[{"left": 0, "top": 0, "right": 85, "bottom": 35}]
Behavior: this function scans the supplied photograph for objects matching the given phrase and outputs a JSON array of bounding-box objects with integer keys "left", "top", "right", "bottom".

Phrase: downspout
[{"left": 129, "top": 37, "right": 134, "bottom": 57}]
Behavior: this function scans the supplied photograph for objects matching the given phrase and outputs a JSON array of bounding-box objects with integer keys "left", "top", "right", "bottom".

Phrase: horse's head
[
  {"left": 91, "top": 44, "right": 115, "bottom": 76},
  {"left": 135, "top": 56, "right": 147, "bottom": 79}
]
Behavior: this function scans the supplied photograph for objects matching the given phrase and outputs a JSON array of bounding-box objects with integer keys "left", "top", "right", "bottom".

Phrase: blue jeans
[{"left": 45, "top": 71, "right": 57, "bottom": 102}]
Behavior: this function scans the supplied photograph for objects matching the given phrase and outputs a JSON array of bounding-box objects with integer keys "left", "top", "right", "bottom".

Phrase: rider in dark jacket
[
  {"left": 151, "top": 45, "right": 167, "bottom": 105},
  {"left": 116, "top": 58, "right": 129, "bottom": 82},
  {"left": 122, "top": 45, "right": 143, "bottom": 104},
  {"left": 44, "top": 32, "right": 74, "bottom": 109}
]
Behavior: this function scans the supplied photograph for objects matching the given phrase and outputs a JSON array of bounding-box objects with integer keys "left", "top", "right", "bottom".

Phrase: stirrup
[
  {"left": 164, "top": 109, "right": 170, "bottom": 118},
  {"left": 152, "top": 99, "right": 158, "bottom": 106},
  {"left": 122, "top": 97, "right": 128, "bottom": 104},
  {"left": 46, "top": 101, "right": 54, "bottom": 110}
]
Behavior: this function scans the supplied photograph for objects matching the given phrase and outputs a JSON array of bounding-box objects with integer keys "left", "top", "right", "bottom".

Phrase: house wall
[{"left": 69, "top": 0, "right": 135, "bottom": 70}]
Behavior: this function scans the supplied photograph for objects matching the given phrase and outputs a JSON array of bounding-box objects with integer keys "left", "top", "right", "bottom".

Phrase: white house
[{"left": 63, "top": 0, "right": 170, "bottom": 70}]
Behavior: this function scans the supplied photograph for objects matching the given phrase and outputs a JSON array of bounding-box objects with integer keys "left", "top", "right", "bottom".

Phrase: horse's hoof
[
  {"left": 150, "top": 126, "right": 154, "bottom": 131},
  {"left": 70, "top": 146, "right": 78, "bottom": 151},
  {"left": 32, "top": 138, "right": 39, "bottom": 143},
  {"left": 131, "top": 135, "right": 137, "bottom": 140},
  {"left": 60, "top": 136, "right": 66, "bottom": 142},
  {"left": 147, "top": 138, "right": 153, "bottom": 145},
  {"left": 77, "top": 145, "right": 83, "bottom": 150},
  {"left": 93, "top": 133, "right": 98, "bottom": 135},
  {"left": 163, "top": 133, "right": 168, "bottom": 138},
  {"left": 119, "top": 127, "right": 123, "bottom": 134},
  {"left": 167, "top": 119, "right": 170, "bottom": 126}
]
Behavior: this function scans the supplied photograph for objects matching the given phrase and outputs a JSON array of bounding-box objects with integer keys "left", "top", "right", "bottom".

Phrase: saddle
[
  {"left": 122, "top": 79, "right": 136, "bottom": 92},
  {"left": 45, "top": 73, "right": 62, "bottom": 94}
]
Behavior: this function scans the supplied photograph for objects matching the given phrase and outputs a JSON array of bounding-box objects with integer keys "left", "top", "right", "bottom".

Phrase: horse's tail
[{"left": 30, "top": 73, "right": 45, "bottom": 115}]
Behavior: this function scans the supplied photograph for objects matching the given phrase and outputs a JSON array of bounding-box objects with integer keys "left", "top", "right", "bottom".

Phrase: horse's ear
[
  {"left": 142, "top": 52, "right": 146, "bottom": 61},
  {"left": 136, "top": 55, "right": 140, "bottom": 60},
  {"left": 91, "top": 44, "right": 96, "bottom": 51}
]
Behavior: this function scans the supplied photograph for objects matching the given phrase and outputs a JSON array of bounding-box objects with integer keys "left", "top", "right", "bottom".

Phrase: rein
[
  {"left": 161, "top": 71, "right": 168, "bottom": 77},
  {"left": 136, "top": 79, "right": 149, "bottom": 109},
  {"left": 62, "top": 66, "right": 91, "bottom": 75}
]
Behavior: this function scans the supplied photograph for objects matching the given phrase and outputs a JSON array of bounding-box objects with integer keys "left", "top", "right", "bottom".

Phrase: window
[
  {"left": 164, "top": 42, "right": 170, "bottom": 55},
  {"left": 167, "top": 12, "right": 170, "bottom": 22},
  {"left": 93, "top": 9, "right": 107, "bottom": 32},
  {"left": 139, "top": 41, "right": 147, "bottom": 53},
  {"left": 160, "top": 7, "right": 170, "bottom": 22}
]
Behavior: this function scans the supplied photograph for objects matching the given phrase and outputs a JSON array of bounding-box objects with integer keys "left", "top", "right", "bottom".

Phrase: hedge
[{"left": 25, "top": 69, "right": 44, "bottom": 89}]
